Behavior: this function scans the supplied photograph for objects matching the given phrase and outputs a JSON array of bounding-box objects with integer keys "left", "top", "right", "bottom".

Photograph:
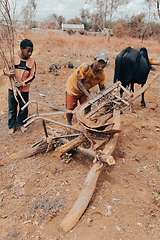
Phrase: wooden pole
[
  {"left": 60, "top": 160, "right": 103, "bottom": 232},
  {"left": 128, "top": 73, "right": 160, "bottom": 104}
]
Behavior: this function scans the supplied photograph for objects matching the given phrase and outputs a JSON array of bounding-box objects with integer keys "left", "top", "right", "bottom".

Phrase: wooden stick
[
  {"left": 128, "top": 73, "right": 160, "bottom": 104},
  {"left": 119, "top": 82, "right": 133, "bottom": 96},
  {"left": 0, "top": 1, "right": 26, "bottom": 104}
]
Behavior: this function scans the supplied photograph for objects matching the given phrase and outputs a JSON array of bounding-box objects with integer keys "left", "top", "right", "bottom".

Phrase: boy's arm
[
  {"left": 3, "top": 69, "right": 24, "bottom": 87},
  {"left": 22, "top": 61, "right": 36, "bottom": 87}
]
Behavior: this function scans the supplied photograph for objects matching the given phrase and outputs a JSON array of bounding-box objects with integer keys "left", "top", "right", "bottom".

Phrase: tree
[
  {"left": 127, "top": 14, "right": 146, "bottom": 38},
  {"left": 57, "top": 16, "right": 65, "bottom": 29},
  {"left": 22, "top": 0, "right": 37, "bottom": 26},
  {"left": 85, "top": 0, "right": 128, "bottom": 40},
  {"left": 112, "top": 22, "right": 124, "bottom": 37},
  {"left": 145, "top": 0, "right": 160, "bottom": 20},
  {"left": 157, "top": 0, "right": 160, "bottom": 17},
  {"left": 48, "top": 13, "right": 65, "bottom": 29},
  {"left": 80, "top": 8, "right": 91, "bottom": 30},
  {"left": 67, "top": 17, "right": 81, "bottom": 24}
]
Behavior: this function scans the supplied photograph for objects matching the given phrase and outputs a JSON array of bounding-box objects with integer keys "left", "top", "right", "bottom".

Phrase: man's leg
[
  {"left": 66, "top": 93, "right": 78, "bottom": 125},
  {"left": 79, "top": 94, "right": 91, "bottom": 114},
  {"left": 66, "top": 113, "right": 73, "bottom": 126}
]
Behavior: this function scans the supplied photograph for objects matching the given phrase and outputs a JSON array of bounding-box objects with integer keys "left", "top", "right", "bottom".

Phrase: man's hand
[
  {"left": 77, "top": 79, "right": 91, "bottom": 98},
  {"left": 14, "top": 81, "right": 24, "bottom": 88}
]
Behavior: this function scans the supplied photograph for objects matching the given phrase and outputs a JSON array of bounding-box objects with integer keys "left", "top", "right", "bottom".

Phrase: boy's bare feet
[
  {"left": 20, "top": 126, "right": 27, "bottom": 133},
  {"left": 8, "top": 128, "right": 15, "bottom": 135}
]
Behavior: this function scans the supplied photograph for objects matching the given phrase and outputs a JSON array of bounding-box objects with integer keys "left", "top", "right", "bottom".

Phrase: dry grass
[
  {"left": 21, "top": 30, "right": 160, "bottom": 55},
  {"left": 1, "top": 31, "right": 160, "bottom": 69}
]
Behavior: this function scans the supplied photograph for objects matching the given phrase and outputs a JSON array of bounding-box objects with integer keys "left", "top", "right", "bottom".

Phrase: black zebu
[{"left": 114, "top": 46, "right": 152, "bottom": 107}]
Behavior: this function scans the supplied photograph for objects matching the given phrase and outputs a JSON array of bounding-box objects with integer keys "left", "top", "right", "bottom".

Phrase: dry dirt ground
[{"left": 0, "top": 32, "right": 160, "bottom": 240}]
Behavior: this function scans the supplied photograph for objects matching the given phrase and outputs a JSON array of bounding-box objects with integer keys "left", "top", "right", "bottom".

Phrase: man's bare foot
[
  {"left": 8, "top": 128, "right": 15, "bottom": 135},
  {"left": 20, "top": 126, "right": 27, "bottom": 133}
]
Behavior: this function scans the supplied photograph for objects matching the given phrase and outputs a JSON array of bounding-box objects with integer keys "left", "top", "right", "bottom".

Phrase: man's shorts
[{"left": 66, "top": 92, "right": 88, "bottom": 110}]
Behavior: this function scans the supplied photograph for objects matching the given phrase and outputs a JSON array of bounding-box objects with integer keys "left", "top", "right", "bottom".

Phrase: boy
[
  {"left": 4, "top": 39, "right": 36, "bottom": 134},
  {"left": 66, "top": 50, "right": 108, "bottom": 125}
]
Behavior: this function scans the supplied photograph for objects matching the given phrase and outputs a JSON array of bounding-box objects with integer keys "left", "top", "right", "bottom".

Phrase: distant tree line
[
  {"left": 21, "top": 0, "right": 160, "bottom": 40},
  {"left": 37, "top": 11, "right": 160, "bottom": 41},
  {"left": 112, "top": 14, "right": 160, "bottom": 40}
]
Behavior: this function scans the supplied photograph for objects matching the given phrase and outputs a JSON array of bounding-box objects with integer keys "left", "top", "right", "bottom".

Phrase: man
[{"left": 66, "top": 50, "right": 108, "bottom": 125}]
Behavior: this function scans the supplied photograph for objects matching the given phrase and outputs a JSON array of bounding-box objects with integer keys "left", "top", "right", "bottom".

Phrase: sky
[{"left": 15, "top": 0, "right": 158, "bottom": 22}]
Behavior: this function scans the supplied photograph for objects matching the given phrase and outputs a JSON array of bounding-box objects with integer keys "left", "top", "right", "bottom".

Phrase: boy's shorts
[{"left": 66, "top": 92, "right": 88, "bottom": 110}]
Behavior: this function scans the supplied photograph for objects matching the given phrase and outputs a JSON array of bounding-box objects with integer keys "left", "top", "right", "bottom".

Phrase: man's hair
[{"left": 20, "top": 39, "right": 33, "bottom": 49}]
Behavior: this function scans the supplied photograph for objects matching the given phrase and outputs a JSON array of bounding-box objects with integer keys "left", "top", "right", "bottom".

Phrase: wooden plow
[{"left": 10, "top": 73, "right": 160, "bottom": 232}]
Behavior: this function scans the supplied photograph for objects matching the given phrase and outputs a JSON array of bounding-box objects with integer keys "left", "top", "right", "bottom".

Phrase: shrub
[{"left": 112, "top": 23, "right": 124, "bottom": 37}]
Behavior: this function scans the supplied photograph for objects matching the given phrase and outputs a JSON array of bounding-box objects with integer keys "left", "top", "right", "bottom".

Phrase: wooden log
[
  {"left": 10, "top": 140, "right": 48, "bottom": 160},
  {"left": 60, "top": 109, "right": 121, "bottom": 232},
  {"left": 60, "top": 160, "right": 103, "bottom": 232},
  {"left": 52, "top": 135, "right": 86, "bottom": 157}
]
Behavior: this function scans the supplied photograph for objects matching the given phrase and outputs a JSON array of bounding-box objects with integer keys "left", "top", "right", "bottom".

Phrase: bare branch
[{"left": 0, "top": 0, "right": 25, "bottom": 103}]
